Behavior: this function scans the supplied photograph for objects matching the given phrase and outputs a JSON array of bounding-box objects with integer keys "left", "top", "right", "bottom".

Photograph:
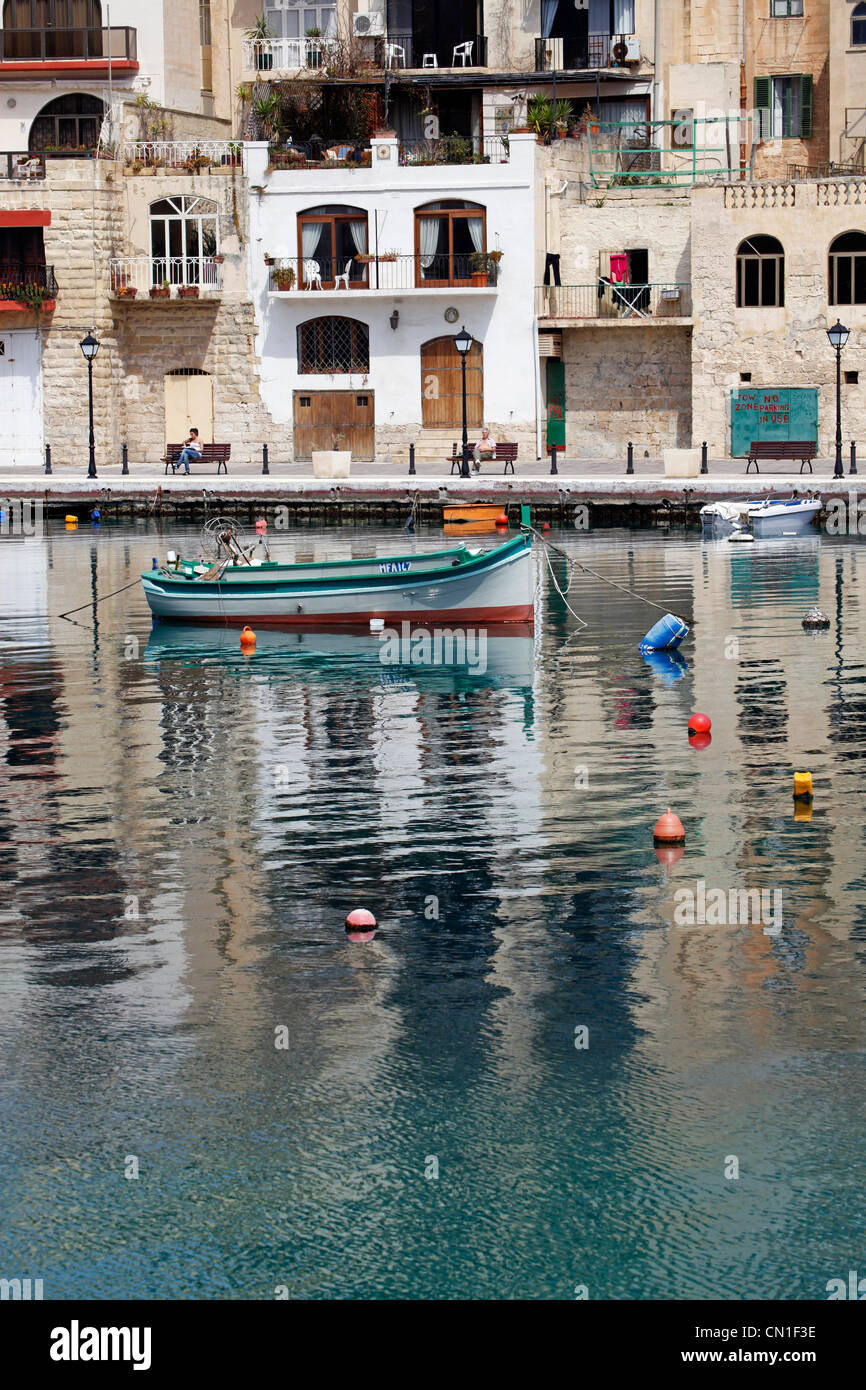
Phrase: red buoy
[
  {"left": 653, "top": 808, "right": 685, "bottom": 844},
  {"left": 495, "top": 513, "right": 508, "bottom": 527},
  {"left": 688, "top": 712, "right": 711, "bottom": 736},
  {"left": 345, "top": 908, "right": 377, "bottom": 943},
  {"left": 240, "top": 625, "right": 257, "bottom": 650},
  {"left": 542, "top": 522, "right": 551, "bottom": 532}
]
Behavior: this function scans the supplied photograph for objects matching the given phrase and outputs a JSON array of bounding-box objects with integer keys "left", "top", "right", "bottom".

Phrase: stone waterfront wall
[
  {"left": 561, "top": 324, "right": 692, "bottom": 459},
  {"left": 691, "top": 179, "right": 866, "bottom": 457}
]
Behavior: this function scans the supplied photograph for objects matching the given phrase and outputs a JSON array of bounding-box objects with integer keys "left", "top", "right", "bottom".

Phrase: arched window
[
  {"left": 297, "top": 205, "right": 368, "bottom": 288},
  {"left": 28, "top": 93, "right": 105, "bottom": 153},
  {"left": 853, "top": 3, "right": 866, "bottom": 45},
  {"left": 414, "top": 200, "right": 486, "bottom": 287},
  {"left": 736, "top": 235, "right": 784, "bottom": 307},
  {"left": 4, "top": 2, "right": 103, "bottom": 59},
  {"left": 297, "top": 317, "right": 369, "bottom": 373},
  {"left": 829, "top": 231, "right": 866, "bottom": 305},
  {"left": 149, "top": 196, "right": 219, "bottom": 287}
]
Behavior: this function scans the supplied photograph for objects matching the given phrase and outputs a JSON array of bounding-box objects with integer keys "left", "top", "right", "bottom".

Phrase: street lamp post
[
  {"left": 454, "top": 325, "right": 474, "bottom": 479},
  {"left": 827, "top": 319, "right": 850, "bottom": 480},
  {"left": 79, "top": 331, "right": 100, "bottom": 479}
]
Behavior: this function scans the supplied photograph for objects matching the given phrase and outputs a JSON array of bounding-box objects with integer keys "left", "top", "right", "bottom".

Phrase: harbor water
[{"left": 1, "top": 520, "right": 865, "bottom": 1300}]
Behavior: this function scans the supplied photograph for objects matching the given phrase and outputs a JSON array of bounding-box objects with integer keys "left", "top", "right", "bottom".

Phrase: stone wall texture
[{"left": 562, "top": 324, "right": 692, "bottom": 459}]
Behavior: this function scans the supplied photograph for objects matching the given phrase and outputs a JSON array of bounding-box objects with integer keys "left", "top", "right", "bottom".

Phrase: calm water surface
[{"left": 1, "top": 519, "right": 865, "bottom": 1300}]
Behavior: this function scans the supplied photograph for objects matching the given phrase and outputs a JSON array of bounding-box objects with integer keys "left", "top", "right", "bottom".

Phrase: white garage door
[{"left": 0, "top": 329, "right": 43, "bottom": 467}]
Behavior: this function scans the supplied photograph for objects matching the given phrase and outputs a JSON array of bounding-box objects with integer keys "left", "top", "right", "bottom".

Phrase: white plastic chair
[
  {"left": 334, "top": 258, "right": 352, "bottom": 290},
  {"left": 386, "top": 43, "right": 405, "bottom": 68},
  {"left": 452, "top": 41, "right": 473, "bottom": 66},
  {"left": 303, "top": 259, "right": 322, "bottom": 290},
  {"left": 422, "top": 53, "right": 438, "bottom": 68}
]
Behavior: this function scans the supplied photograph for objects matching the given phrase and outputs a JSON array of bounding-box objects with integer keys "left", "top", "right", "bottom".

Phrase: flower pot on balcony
[
  {"left": 149, "top": 286, "right": 171, "bottom": 299},
  {"left": 178, "top": 285, "right": 200, "bottom": 299},
  {"left": 471, "top": 270, "right": 488, "bottom": 286},
  {"left": 116, "top": 285, "right": 138, "bottom": 299},
  {"left": 311, "top": 450, "right": 351, "bottom": 478}
]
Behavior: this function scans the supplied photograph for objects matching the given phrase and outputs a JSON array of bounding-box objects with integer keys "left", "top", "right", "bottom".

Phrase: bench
[
  {"left": 746, "top": 440, "right": 817, "bottom": 474},
  {"left": 163, "top": 443, "right": 230, "bottom": 475},
  {"left": 450, "top": 440, "right": 517, "bottom": 475}
]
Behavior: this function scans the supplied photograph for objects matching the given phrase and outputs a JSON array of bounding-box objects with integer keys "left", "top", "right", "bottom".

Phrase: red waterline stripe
[{"left": 158, "top": 605, "right": 535, "bottom": 629}]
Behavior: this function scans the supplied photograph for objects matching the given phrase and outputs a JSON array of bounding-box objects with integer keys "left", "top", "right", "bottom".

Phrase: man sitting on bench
[
  {"left": 172, "top": 428, "right": 203, "bottom": 475},
  {"left": 473, "top": 426, "right": 497, "bottom": 473}
]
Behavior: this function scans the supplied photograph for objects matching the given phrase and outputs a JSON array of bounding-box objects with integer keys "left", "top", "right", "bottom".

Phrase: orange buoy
[
  {"left": 495, "top": 513, "right": 508, "bottom": 527},
  {"left": 688, "top": 712, "right": 711, "bottom": 736},
  {"left": 345, "top": 908, "right": 377, "bottom": 943},
  {"left": 653, "top": 808, "right": 685, "bottom": 844},
  {"left": 240, "top": 625, "right": 257, "bottom": 650},
  {"left": 689, "top": 731, "right": 712, "bottom": 751}
]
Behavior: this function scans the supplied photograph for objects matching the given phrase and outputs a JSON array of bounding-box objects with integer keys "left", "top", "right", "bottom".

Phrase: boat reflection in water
[{"left": 145, "top": 621, "right": 536, "bottom": 693}]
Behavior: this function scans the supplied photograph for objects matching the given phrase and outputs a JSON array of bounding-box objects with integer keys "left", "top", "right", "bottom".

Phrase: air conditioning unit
[
  {"left": 610, "top": 37, "right": 640, "bottom": 64},
  {"left": 353, "top": 12, "right": 385, "bottom": 37}
]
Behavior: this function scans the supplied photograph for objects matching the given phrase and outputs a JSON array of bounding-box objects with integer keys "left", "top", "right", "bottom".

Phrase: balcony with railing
[
  {"left": 534, "top": 33, "right": 630, "bottom": 70},
  {"left": 0, "top": 26, "right": 137, "bottom": 63},
  {"left": 536, "top": 282, "right": 692, "bottom": 322},
  {"left": 378, "top": 33, "right": 487, "bottom": 69},
  {"left": 268, "top": 252, "right": 501, "bottom": 295},
  {"left": 109, "top": 257, "right": 222, "bottom": 299},
  {"left": 266, "top": 135, "right": 509, "bottom": 171},
  {"left": 0, "top": 263, "right": 58, "bottom": 310},
  {"left": 0, "top": 152, "right": 46, "bottom": 181},
  {"left": 242, "top": 36, "right": 333, "bottom": 74},
  {"left": 122, "top": 141, "right": 243, "bottom": 172}
]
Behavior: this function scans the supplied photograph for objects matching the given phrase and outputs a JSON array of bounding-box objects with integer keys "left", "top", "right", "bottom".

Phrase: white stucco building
[{"left": 244, "top": 132, "right": 539, "bottom": 463}]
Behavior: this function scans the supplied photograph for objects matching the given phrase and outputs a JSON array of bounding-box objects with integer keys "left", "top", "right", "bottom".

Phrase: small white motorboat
[
  {"left": 747, "top": 495, "right": 822, "bottom": 538},
  {"left": 700, "top": 501, "right": 751, "bottom": 537}
]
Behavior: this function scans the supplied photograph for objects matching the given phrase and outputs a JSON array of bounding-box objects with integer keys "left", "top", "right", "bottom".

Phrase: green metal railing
[
  {"left": 587, "top": 118, "right": 747, "bottom": 188},
  {"left": 536, "top": 283, "right": 692, "bottom": 319}
]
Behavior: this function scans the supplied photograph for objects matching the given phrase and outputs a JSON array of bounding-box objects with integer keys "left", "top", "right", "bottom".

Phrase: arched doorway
[
  {"left": 421, "top": 336, "right": 482, "bottom": 429},
  {"left": 28, "top": 94, "right": 106, "bottom": 153}
]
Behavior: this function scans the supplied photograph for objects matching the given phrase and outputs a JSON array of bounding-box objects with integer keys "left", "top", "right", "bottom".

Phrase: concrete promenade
[{"left": 0, "top": 453, "right": 856, "bottom": 505}]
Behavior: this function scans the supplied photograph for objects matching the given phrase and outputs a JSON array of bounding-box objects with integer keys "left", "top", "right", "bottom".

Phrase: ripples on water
[{"left": 1, "top": 521, "right": 865, "bottom": 1300}]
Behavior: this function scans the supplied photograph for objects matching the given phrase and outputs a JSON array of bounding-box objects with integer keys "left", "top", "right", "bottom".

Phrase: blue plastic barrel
[{"left": 639, "top": 613, "right": 689, "bottom": 652}]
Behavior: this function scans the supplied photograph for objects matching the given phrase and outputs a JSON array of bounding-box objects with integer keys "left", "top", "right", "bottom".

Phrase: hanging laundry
[{"left": 609, "top": 253, "right": 628, "bottom": 283}]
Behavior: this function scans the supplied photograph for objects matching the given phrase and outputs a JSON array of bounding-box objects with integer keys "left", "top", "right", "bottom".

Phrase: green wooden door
[
  {"left": 546, "top": 357, "right": 565, "bottom": 449},
  {"left": 730, "top": 386, "right": 818, "bottom": 457}
]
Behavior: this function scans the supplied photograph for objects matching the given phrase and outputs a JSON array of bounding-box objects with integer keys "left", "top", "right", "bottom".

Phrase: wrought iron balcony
[
  {"left": 0, "top": 26, "right": 137, "bottom": 61},
  {"left": 536, "top": 282, "right": 692, "bottom": 320},
  {"left": 534, "top": 33, "right": 629, "bottom": 70},
  {"left": 268, "top": 252, "right": 501, "bottom": 293},
  {"left": 242, "top": 36, "right": 332, "bottom": 73},
  {"left": 0, "top": 263, "right": 58, "bottom": 304},
  {"left": 378, "top": 32, "right": 487, "bottom": 68},
  {"left": 109, "top": 257, "right": 222, "bottom": 296}
]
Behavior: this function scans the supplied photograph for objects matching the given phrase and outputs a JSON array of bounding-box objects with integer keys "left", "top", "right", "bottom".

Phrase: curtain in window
[
  {"left": 467, "top": 217, "right": 484, "bottom": 254},
  {"left": 302, "top": 221, "right": 324, "bottom": 260},
  {"left": 419, "top": 217, "right": 440, "bottom": 270},
  {"left": 348, "top": 220, "right": 367, "bottom": 256},
  {"left": 613, "top": 0, "right": 634, "bottom": 32},
  {"left": 541, "top": 0, "right": 559, "bottom": 38}
]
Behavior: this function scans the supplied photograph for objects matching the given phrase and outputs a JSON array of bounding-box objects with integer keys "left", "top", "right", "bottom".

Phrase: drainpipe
[
  {"left": 533, "top": 315, "right": 543, "bottom": 460},
  {"left": 652, "top": 0, "right": 660, "bottom": 133}
]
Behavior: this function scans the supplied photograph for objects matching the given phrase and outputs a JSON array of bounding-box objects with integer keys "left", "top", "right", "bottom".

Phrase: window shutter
[
  {"left": 799, "top": 73, "right": 813, "bottom": 139},
  {"left": 754, "top": 76, "right": 771, "bottom": 140}
]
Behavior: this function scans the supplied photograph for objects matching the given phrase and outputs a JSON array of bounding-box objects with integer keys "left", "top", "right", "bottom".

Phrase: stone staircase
[{"left": 411, "top": 428, "right": 463, "bottom": 465}]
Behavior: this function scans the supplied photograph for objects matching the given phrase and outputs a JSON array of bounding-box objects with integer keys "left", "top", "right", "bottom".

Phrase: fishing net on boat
[{"left": 201, "top": 516, "right": 250, "bottom": 562}]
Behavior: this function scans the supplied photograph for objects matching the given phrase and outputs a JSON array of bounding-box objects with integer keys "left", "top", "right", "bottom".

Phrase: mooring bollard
[
  {"left": 408, "top": 443, "right": 416, "bottom": 476},
  {"left": 851, "top": 441, "right": 857, "bottom": 476},
  {"left": 626, "top": 441, "right": 634, "bottom": 475},
  {"left": 44, "top": 443, "right": 51, "bottom": 475},
  {"left": 121, "top": 443, "right": 129, "bottom": 475},
  {"left": 549, "top": 443, "right": 559, "bottom": 475},
  {"left": 700, "top": 441, "right": 708, "bottom": 475},
  {"left": 262, "top": 443, "right": 270, "bottom": 475}
]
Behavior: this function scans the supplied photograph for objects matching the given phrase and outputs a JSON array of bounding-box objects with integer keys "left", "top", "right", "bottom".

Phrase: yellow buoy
[
  {"left": 64, "top": 514, "right": 77, "bottom": 525},
  {"left": 793, "top": 771, "right": 813, "bottom": 801}
]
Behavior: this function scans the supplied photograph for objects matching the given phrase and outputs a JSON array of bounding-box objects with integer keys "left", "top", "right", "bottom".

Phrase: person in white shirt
[{"left": 473, "top": 426, "right": 497, "bottom": 471}]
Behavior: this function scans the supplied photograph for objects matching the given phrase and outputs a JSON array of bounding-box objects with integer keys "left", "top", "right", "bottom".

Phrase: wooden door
[
  {"left": 420, "top": 337, "right": 482, "bottom": 429},
  {"left": 292, "top": 390, "right": 375, "bottom": 460},
  {"left": 165, "top": 372, "right": 213, "bottom": 445}
]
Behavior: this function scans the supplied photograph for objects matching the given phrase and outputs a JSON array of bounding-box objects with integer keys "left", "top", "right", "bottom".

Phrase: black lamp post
[
  {"left": 454, "top": 324, "right": 474, "bottom": 478},
  {"left": 827, "top": 319, "right": 850, "bottom": 480},
  {"left": 79, "top": 330, "right": 100, "bottom": 479}
]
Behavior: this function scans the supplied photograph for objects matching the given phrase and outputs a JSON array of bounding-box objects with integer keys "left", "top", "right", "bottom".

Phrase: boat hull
[
  {"left": 748, "top": 500, "right": 821, "bottom": 538},
  {"left": 142, "top": 535, "right": 535, "bottom": 626},
  {"left": 442, "top": 503, "right": 505, "bottom": 524}
]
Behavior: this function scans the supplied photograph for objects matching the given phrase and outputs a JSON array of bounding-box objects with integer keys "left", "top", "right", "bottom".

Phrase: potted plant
[
  {"left": 246, "top": 15, "right": 275, "bottom": 71},
  {"left": 377, "top": 250, "right": 398, "bottom": 262},
  {"left": 116, "top": 282, "right": 138, "bottom": 299},
  {"left": 178, "top": 283, "right": 200, "bottom": 298},
  {"left": 470, "top": 251, "right": 492, "bottom": 285},
  {"left": 354, "top": 252, "right": 374, "bottom": 264},
  {"left": 554, "top": 99, "right": 573, "bottom": 139},
  {"left": 150, "top": 279, "right": 171, "bottom": 299},
  {"left": 273, "top": 264, "right": 295, "bottom": 290},
  {"left": 527, "top": 94, "right": 555, "bottom": 143}
]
